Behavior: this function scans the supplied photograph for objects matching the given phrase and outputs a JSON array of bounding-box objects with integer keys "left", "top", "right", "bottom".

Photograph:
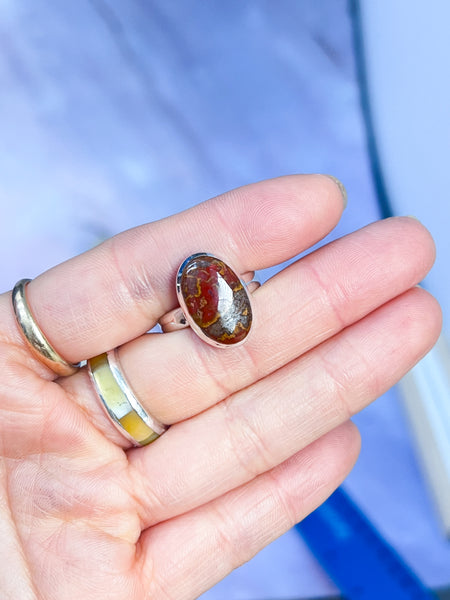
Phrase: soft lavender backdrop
[{"left": 0, "top": 2, "right": 448, "bottom": 598}]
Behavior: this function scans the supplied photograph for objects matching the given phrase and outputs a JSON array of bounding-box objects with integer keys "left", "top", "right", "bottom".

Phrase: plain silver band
[{"left": 12, "top": 278, "right": 80, "bottom": 376}]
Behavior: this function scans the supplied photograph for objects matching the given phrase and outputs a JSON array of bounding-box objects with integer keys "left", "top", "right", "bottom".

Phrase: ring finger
[{"left": 130, "top": 285, "right": 441, "bottom": 527}]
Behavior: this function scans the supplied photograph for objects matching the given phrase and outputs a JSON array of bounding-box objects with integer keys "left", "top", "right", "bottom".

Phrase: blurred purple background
[{"left": 0, "top": 1, "right": 448, "bottom": 598}]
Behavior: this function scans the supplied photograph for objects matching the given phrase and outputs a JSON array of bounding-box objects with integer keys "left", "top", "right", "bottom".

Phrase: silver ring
[
  {"left": 88, "top": 349, "right": 167, "bottom": 446},
  {"left": 12, "top": 278, "right": 80, "bottom": 376},
  {"left": 158, "top": 252, "right": 257, "bottom": 348}
]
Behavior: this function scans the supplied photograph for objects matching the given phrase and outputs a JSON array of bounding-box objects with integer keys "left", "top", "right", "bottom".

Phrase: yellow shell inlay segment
[{"left": 88, "top": 352, "right": 162, "bottom": 446}]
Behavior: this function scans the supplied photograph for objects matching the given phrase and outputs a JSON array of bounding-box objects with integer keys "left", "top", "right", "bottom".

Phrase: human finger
[
  {"left": 119, "top": 216, "right": 435, "bottom": 423},
  {"left": 138, "top": 421, "right": 360, "bottom": 600},
  {"left": 129, "top": 287, "right": 441, "bottom": 526},
  {"left": 62, "top": 217, "right": 436, "bottom": 447},
  {"left": 1, "top": 174, "right": 345, "bottom": 372}
]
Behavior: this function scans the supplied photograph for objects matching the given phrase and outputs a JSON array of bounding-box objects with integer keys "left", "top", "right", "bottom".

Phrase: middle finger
[{"left": 63, "top": 217, "right": 434, "bottom": 442}]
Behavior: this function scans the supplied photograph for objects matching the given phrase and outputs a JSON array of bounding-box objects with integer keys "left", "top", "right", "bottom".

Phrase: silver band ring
[{"left": 11, "top": 278, "right": 80, "bottom": 377}]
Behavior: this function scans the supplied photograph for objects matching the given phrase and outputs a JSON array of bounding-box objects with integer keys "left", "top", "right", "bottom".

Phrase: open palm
[{"left": 0, "top": 176, "right": 441, "bottom": 599}]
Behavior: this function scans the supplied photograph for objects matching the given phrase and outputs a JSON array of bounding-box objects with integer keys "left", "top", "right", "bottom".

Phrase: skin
[{"left": 0, "top": 175, "right": 441, "bottom": 600}]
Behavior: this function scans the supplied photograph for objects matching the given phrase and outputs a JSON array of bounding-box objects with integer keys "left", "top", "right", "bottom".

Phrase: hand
[{"left": 0, "top": 175, "right": 440, "bottom": 599}]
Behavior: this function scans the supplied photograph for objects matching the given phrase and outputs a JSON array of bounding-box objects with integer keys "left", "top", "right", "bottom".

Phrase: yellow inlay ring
[{"left": 88, "top": 351, "right": 166, "bottom": 446}]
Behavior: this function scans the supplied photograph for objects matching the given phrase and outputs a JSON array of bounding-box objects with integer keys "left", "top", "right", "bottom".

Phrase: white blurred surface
[{"left": 360, "top": 0, "right": 450, "bottom": 336}]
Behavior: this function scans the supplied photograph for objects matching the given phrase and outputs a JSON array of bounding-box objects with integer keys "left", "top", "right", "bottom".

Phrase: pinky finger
[{"left": 138, "top": 421, "right": 361, "bottom": 600}]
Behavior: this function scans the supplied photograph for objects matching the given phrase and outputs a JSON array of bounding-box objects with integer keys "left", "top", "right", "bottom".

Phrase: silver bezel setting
[{"left": 175, "top": 252, "right": 253, "bottom": 349}]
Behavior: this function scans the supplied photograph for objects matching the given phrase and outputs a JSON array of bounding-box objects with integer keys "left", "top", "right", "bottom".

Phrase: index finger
[{"left": 1, "top": 174, "right": 345, "bottom": 368}]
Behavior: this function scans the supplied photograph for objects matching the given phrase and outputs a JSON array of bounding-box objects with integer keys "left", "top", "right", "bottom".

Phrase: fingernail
[
  {"left": 325, "top": 175, "right": 348, "bottom": 208},
  {"left": 406, "top": 215, "right": 421, "bottom": 222}
]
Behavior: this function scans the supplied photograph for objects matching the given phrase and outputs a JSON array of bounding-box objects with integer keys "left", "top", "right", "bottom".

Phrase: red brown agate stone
[{"left": 178, "top": 254, "right": 252, "bottom": 346}]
